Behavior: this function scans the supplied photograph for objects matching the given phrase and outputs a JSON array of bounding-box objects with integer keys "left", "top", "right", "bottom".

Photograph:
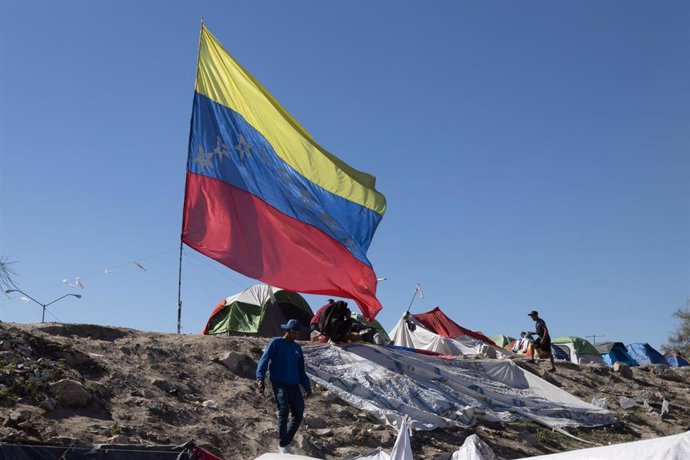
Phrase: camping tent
[
  {"left": 667, "top": 354, "right": 689, "bottom": 367},
  {"left": 551, "top": 337, "right": 604, "bottom": 365},
  {"left": 202, "top": 285, "right": 313, "bottom": 340},
  {"left": 412, "top": 307, "right": 497, "bottom": 346},
  {"left": 595, "top": 341, "right": 639, "bottom": 367},
  {"left": 626, "top": 343, "right": 666, "bottom": 365},
  {"left": 551, "top": 344, "right": 570, "bottom": 362},
  {"left": 352, "top": 312, "right": 391, "bottom": 344},
  {"left": 490, "top": 335, "right": 516, "bottom": 350}
]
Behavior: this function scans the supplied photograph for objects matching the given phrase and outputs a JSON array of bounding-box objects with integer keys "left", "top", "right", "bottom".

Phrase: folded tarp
[
  {"left": 304, "top": 343, "right": 613, "bottom": 431},
  {"left": 522, "top": 430, "right": 690, "bottom": 459}
]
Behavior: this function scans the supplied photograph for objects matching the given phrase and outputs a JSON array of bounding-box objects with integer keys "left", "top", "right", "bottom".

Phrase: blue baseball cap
[{"left": 281, "top": 319, "right": 304, "bottom": 331}]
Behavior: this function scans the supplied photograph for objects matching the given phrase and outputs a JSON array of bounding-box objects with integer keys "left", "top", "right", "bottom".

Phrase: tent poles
[{"left": 405, "top": 283, "right": 422, "bottom": 316}]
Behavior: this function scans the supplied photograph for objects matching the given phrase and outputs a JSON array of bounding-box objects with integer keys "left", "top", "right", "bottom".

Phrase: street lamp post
[{"left": 5, "top": 289, "right": 82, "bottom": 323}]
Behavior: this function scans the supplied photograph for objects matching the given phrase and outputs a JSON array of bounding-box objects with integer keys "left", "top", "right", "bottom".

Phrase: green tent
[
  {"left": 552, "top": 336, "right": 605, "bottom": 365},
  {"left": 202, "top": 285, "right": 313, "bottom": 340},
  {"left": 352, "top": 312, "right": 391, "bottom": 344},
  {"left": 490, "top": 335, "right": 516, "bottom": 349}
]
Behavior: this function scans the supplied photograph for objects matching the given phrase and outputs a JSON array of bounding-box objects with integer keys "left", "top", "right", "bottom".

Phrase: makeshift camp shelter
[
  {"left": 667, "top": 354, "right": 689, "bottom": 367},
  {"left": 551, "top": 337, "right": 604, "bottom": 365},
  {"left": 202, "top": 284, "right": 313, "bottom": 340},
  {"left": 626, "top": 343, "right": 666, "bottom": 365},
  {"left": 413, "top": 307, "right": 497, "bottom": 346},
  {"left": 595, "top": 341, "right": 639, "bottom": 367}
]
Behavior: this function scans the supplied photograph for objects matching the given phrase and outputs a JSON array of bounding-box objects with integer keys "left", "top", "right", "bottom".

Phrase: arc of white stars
[{"left": 235, "top": 134, "right": 253, "bottom": 160}]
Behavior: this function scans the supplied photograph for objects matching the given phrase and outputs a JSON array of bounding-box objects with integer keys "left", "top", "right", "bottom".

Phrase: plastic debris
[
  {"left": 591, "top": 397, "right": 608, "bottom": 409},
  {"left": 661, "top": 399, "right": 669, "bottom": 416},
  {"left": 619, "top": 396, "right": 636, "bottom": 409},
  {"left": 643, "top": 399, "right": 652, "bottom": 412},
  {"left": 202, "top": 400, "right": 218, "bottom": 409}
]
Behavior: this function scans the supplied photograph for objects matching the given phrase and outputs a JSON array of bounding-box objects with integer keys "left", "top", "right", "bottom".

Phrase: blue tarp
[{"left": 626, "top": 343, "right": 665, "bottom": 365}]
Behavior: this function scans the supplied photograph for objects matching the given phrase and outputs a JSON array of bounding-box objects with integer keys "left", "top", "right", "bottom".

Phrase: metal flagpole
[{"left": 177, "top": 18, "right": 206, "bottom": 334}]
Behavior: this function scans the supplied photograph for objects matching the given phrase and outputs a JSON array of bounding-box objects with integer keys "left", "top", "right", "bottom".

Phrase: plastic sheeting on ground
[
  {"left": 451, "top": 435, "right": 497, "bottom": 460},
  {"left": 304, "top": 343, "right": 613, "bottom": 431},
  {"left": 0, "top": 441, "right": 217, "bottom": 460},
  {"left": 522, "top": 430, "right": 690, "bottom": 459}
]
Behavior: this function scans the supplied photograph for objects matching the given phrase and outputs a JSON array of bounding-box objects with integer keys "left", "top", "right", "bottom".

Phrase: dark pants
[{"left": 272, "top": 383, "right": 304, "bottom": 447}]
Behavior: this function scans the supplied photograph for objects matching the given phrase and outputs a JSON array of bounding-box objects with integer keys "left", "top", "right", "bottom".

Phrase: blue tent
[
  {"left": 626, "top": 343, "right": 665, "bottom": 365},
  {"left": 595, "top": 342, "right": 638, "bottom": 367},
  {"left": 667, "top": 355, "right": 689, "bottom": 368}
]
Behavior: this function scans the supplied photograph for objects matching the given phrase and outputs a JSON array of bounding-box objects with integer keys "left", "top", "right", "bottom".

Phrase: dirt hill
[{"left": 0, "top": 322, "right": 688, "bottom": 459}]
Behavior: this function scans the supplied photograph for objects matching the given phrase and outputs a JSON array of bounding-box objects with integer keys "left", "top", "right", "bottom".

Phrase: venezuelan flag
[{"left": 182, "top": 26, "right": 387, "bottom": 320}]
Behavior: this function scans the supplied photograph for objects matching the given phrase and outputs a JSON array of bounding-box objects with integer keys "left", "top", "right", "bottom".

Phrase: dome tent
[
  {"left": 594, "top": 341, "right": 639, "bottom": 367},
  {"left": 551, "top": 336, "right": 605, "bottom": 365},
  {"left": 626, "top": 343, "right": 666, "bottom": 365},
  {"left": 202, "top": 284, "right": 313, "bottom": 340}
]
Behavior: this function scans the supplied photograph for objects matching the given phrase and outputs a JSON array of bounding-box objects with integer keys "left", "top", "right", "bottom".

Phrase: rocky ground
[{"left": 0, "top": 322, "right": 688, "bottom": 459}]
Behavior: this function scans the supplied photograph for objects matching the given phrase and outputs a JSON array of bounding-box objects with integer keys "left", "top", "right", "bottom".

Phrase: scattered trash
[
  {"left": 591, "top": 397, "right": 608, "bottom": 409},
  {"left": 202, "top": 400, "right": 218, "bottom": 409},
  {"left": 619, "top": 396, "right": 636, "bottom": 409},
  {"left": 661, "top": 399, "right": 669, "bottom": 416},
  {"left": 643, "top": 399, "right": 652, "bottom": 412}
]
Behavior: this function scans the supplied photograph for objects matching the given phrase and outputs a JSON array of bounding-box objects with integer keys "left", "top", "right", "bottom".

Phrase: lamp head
[
  {"left": 5, "top": 289, "right": 17, "bottom": 294},
  {"left": 73, "top": 294, "right": 82, "bottom": 299}
]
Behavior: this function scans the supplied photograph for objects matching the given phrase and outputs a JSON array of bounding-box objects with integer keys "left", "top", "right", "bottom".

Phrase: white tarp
[
  {"left": 351, "top": 417, "right": 413, "bottom": 460},
  {"left": 522, "top": 430, "right": 690, "bottom": 459},
  {"left": 451, "top": 434, "right": 498, "bottom": 460},
  {"left": 304, "top": 343, "right": 613, "bottom": 431},
  {"left": 389, "top": 317, "right": 513, "bottom": 359}
]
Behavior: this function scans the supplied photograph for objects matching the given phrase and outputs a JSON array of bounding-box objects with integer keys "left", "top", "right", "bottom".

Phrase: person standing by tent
[
  {"left": 256, "top": 319, "right": 312, "bottom": 454},
  {"left": 527, "top": 310, "right": 556, "bottom": 372}
]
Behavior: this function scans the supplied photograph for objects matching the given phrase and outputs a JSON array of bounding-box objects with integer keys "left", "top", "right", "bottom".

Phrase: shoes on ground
[{"left": 278, "top": 445, "right": 292, "bottom": 454}]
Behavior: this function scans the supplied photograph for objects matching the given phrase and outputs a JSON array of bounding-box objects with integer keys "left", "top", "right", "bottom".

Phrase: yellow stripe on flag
[{"left": 194, "top": 26, "right": 386, "bottom": 215}]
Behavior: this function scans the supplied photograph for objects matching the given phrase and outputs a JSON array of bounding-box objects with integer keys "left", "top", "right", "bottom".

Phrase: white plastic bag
[
  {"left": 643, "top": 399, "right": 652, "bottom": 412},
  {"left": 619, "top": 396, "right": 636, "bottom": 409},
  {"left": 591, "top": 397, "right": 607, "bottom": 409},
  {"left": 661, "top": 399, "right": 669, "bottom": 416}
]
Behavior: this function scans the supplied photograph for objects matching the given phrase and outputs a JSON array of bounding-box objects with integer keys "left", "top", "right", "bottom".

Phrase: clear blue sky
[{"left": 1, "top": 1, "right": 688, "bottom": 350}]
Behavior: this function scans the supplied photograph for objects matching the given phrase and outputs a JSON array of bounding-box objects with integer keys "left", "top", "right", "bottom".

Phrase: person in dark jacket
[
  {"left": 256, "top": 319, "right": 312, "bottom": 454},
  {"left": 527, "top": 310, "right": 556, "bottom": 372}
]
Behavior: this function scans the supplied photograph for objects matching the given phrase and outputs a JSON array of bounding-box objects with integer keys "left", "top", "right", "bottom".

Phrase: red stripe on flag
[{"left": 182, "top": 173, "right": 382, "bottom": 320}]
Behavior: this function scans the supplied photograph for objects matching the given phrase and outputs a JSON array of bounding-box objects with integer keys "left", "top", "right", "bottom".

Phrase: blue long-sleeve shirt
[{"left": 256, "top": 338, "right": 311, "bottom": 389}]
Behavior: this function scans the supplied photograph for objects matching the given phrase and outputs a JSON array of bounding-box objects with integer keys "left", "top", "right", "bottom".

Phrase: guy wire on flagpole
[{"left": 177, "top": 19, "right": 206, "bottom": 334}]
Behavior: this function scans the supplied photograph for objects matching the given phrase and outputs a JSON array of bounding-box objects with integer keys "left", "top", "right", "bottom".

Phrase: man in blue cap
[{"left": 256, "top": 318, "right": 312, "bottom": 454}]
